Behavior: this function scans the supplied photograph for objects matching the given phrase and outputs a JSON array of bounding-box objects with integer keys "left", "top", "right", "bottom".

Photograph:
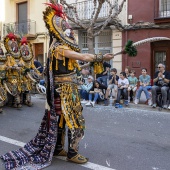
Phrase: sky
[{"left": 0, "top": 0, "right": 5, "bottom": 22}]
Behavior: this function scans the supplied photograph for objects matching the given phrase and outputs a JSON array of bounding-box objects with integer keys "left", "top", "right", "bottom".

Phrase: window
[
  {"left": 17, "top": 2, "right": 28, "bottom": 34},
  {"left": 159, "top": 0, "right": 170, "bottom": 17}
]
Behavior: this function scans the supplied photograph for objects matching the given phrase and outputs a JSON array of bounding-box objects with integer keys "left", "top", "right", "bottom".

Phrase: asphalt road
[{"left": 0, "top": 94, "right": 170, "bottom": 170}]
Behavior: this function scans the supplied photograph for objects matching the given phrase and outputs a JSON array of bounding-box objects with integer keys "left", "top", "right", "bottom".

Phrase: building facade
[
  {"left": 69, "top": 0, "right": 127, "bottom": 73},
  {"left": 3, "top": 0, "right": 127, "bottom": 72},
  {"left": 123, "top": 0, "right": 170, "bottom": 77},
  {"left": 3, "top": 0, "right": 49, "bottom": 66}
]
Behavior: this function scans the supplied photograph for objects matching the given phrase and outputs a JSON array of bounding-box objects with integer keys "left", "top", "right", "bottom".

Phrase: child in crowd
[
  {"left": 115, "top": 72, "right": 129, "bottom": 108},
  {"left": 104, "top": 68, "right": 119, "bottom": 106},
  {"left": 134, "top": 68, "right": 152, "bottom": 105},
  {"left": 80, "top": 75, "right": 94, "bottom": 104},
  {"left": 85, "top": 80, "right": 107, "bottom": 107},
  {"left": 128, "top": 70, "right": 138, "bottom": 102}
]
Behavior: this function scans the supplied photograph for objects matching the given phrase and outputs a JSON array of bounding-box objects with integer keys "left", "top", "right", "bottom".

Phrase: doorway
[
  {"left": 151, "top": 40, "right": 170, "bottom": 77},
  {"left": 34, "top": 43, "right": 44, "bottom": 65}
]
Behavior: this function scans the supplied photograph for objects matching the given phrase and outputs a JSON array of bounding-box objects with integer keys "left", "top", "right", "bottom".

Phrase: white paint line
[
  {"left": 0, "top": 136, "right": 25, "bottom": 147},
  {"left": 0, "top": 135, "right": 116, "bottom": 170}
]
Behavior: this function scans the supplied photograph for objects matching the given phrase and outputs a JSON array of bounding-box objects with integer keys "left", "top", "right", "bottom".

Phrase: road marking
[{"left": 0, "top": 135, "right": 116, "bottom": 170}]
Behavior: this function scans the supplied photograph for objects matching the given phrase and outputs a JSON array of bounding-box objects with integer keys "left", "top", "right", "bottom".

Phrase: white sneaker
[
  {"left": 91, "top": 101, "right": 95, "bottom": 107},
  {"left": 134, "top": 98, "right": 139, "bottom": 104},
  {"left": 148, "top": 99, "right": 152, "bottom": 106},
  {"left": 85, "top": 101, "right": 92, "bottom": 106},
  {"left": 168, "top": 105, "right": 170, "bottom": 110},
  {"left": 81, "top": 99, "right": 88, "bottom": 104}
]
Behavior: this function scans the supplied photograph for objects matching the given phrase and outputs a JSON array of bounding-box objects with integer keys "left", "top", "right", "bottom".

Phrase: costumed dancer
[
  {"left": 0, "top": 43, "right": 8, "bottom": 113},
  {"left": 1, "top": 2, "right": 115, "bottom": 170},
  {"left": 3, "top": 33, "right": 22, "bottom": 108},
  {"left": 19, "top": 37, "right": 41, "bottom": 106}
]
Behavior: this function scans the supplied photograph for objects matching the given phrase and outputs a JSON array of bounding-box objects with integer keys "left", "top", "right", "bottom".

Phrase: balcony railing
[
  {"left": 3, "top": 19, "right": 36, "bottom": 36},
  {"left": 155, "top": 10, "right": 170, "bottom": 18},
  {"left": 68, "top": 0, "right": 117, "bottom": 20}
]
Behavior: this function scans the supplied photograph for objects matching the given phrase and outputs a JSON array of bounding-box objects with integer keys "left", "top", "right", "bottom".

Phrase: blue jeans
[
  {"left": 89, "top": 93, "right": 99, "bottom": 102},
  {"left": 136, "top": 86, "right": 151, "bottom": 100},
  {"left": 116, "top": 88, "right": 128, "bottom": 103},
  {"left": 97, "top": 76, "right": 108, "bottom": 87},
  {"left": 80, "top": 89, "right": 89, "bottom": 100}
]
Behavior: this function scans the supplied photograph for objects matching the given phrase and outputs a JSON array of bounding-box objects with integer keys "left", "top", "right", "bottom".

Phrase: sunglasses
[{"left": 157, "top": 67, "right": 162, "bottom": 68}]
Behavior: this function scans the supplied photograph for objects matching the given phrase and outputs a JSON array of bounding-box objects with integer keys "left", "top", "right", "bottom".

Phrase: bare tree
[{"left": 60, "top": 0, "right": 126, "bottom": 54}]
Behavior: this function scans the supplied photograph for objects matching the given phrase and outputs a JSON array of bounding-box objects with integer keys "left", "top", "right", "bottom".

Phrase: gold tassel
[{"left": 59, "top": 114, "right": 64, "bottom": 128}]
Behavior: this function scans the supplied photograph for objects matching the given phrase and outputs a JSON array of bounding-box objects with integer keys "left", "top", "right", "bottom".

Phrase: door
[
  {"left": 34, "top": 43, "right": 44, "bottom": 65},
  {"left": 151, "top": 41, "right": 170, "bottom": 77},
  {"left": 17, "top": 2, "right": 28, "bottom": 34}
]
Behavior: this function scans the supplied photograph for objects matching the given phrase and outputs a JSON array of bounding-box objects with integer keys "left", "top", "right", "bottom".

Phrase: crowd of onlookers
[{"left": 79, "top": 62, "right": 170, "bottom": 109}]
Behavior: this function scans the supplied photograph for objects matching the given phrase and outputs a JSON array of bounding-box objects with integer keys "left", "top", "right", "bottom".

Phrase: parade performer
[
  {"left": 1, "top": 2, "right": 115, "bottom": 170},
  {"left": 3, "top": 33, "right": 22, "bottom": 108},
  {"left": 0, "top": 44, "right": 8, "bottom": 113},
  {"left": 19, "top": 37, "right": 41, "bottom": 106}
]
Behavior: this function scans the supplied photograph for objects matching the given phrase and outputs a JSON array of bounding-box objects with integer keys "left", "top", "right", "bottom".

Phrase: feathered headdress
[
  {"left": 7, "top": 32, "right": 17, "bottom": 41},
  {"left": 21, "top": 37, "right": 28, "bottom": 45},
  {"left": 44, "top": 2, "right": 66, "bottom": 19}
]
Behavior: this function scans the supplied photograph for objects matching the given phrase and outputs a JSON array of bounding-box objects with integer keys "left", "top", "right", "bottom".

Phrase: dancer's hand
[{"left": 103, "top": 53, "right": 114, "bottom": 61}]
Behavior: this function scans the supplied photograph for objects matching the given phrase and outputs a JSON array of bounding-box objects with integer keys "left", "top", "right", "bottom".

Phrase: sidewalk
[{"left": 105, "top": 91, "right": 170, "bottom": 112}]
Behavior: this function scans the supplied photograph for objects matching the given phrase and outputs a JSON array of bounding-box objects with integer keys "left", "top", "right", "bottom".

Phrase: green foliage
[{"left": 125, "top": 40, "right": 137, "bottom": 57}]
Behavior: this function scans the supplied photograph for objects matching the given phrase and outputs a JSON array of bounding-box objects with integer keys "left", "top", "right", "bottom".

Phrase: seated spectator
[
  {"left": 125, "top": 66, "right": 131, "bottom": 78},
  {"left": 96, "top": 61, "right": 111, "bottom": 87},
  {"left": 104, "top": 68, "right": 119, "bottom": 106},
  {"left": 115, "top": 72, "right": 129, "bottom": 108},
  {"left": 34, "top": 59, "right": 43, "bottom": 73},
  {"left": 128, "top": 70, "right": 138, "bottom": 102},
  {"left": 80, "top": 75, "right": 94, "bottom": 104},
  {"left": 85, "top": 80, "right": 107, "bottom": 107},
  {"left": 134, "top": 68, "right": 152, "bottom": 105},
  {"left": 152, "top": 63, "right": 170, "bottom": 109}
]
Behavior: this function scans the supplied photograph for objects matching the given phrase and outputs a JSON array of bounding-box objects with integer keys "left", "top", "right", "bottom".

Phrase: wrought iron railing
[
  {"left": 68, "top": 0, "right": 117, "bottom": 20},
  {"left": 155, "top": 10, "right": 170, "bottom": 18},
  {"left": 3, "top": 19, "right": 36, "bottom": 36}
]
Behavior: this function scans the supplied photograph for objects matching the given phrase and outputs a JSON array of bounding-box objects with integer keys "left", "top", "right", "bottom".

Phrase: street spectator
[
  {"left": 152, "top": 63, "right": 170, "bottom": 109},
  {"left": 85, "top": 80, "right": 107, "bottom": 107},
  {"left": 34, "top": 59, "right": 43, "bottom": 73},
  {"left": 134, "top": 68, "right": 152, "bottom": 105},
  {"left": 104, "top": 68, "right": 119, "bottom": 106},
  {"left": 115, "top": 72, "right": 129, "bottom": 108},
  {"left": 80, "top": 75, "right": 94, "bottom": 104},
  {"left": 128, "top": 70, "right": 138, "bottom": 102},
  {"left": 96, "top": 61, "right": 111, "bottom": 87},
  {"left": 125, "top": 66, "right": 131, "bottom": 78}
]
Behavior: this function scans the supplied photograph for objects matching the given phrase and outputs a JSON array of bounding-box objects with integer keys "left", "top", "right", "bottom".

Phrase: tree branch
[
  {"left": 94, "top": 0, "right": 126, "bottom": 36},
  {"left": 60, "top": 0, "right": 87, "bottom": 29},
  {"left": 90, "top": 0, "right": 105, "bottom": 27}
]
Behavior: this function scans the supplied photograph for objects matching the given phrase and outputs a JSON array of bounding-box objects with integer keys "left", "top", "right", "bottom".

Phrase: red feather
[
  {"left": 44, "top": 3, "right": 66, "bottom": 19},
  {"left": 21, "top": 37, "right": 28, "bottom": 45},
  {"left": 7, "top": 32, "right": 17, "bottom": 40}
]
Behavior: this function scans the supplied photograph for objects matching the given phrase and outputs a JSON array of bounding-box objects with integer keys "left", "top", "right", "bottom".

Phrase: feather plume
[{"left": 44, "top": 3, "right": 66, "bottom": 19}]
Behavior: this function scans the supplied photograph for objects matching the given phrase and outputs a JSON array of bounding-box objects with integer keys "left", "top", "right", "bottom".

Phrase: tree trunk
[{"left": 87, "top": 28, "right": 95, "bottom": 54}]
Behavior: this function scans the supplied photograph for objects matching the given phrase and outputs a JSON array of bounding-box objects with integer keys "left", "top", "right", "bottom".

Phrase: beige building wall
[
  {"left": 111, "top": 0, "right": 127, "bottom": 73},
  {"left": 4, "top": 0, "right": 49, "bottom": 66}
]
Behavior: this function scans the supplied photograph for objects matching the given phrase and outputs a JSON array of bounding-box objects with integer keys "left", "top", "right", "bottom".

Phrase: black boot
[{"left": 53, "top": 117, "right": 67, "bottom": 157}]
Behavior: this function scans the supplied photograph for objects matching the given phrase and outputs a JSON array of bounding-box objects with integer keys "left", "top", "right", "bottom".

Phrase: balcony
[
  {"left": 68, "top": 0, "right": 117, "bottom": 21},
  {"left": 3, "top": 19, "right": 36, "bottom": 39}
]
